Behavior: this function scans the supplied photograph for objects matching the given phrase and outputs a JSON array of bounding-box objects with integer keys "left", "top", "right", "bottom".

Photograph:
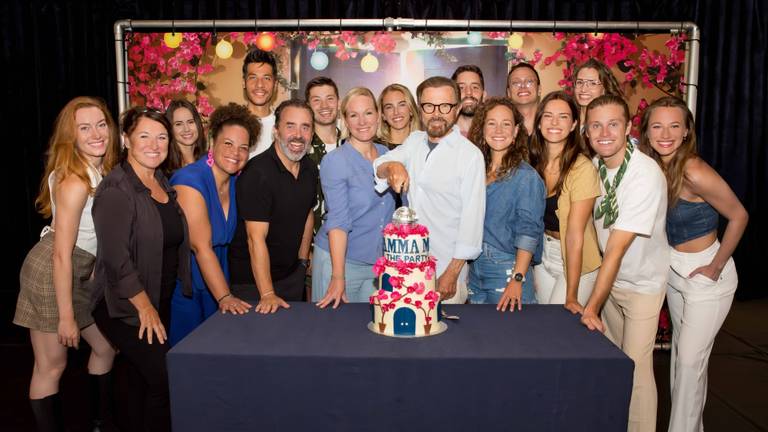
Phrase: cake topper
[{"left": 392, "top": 206, "right": 418, "bottom": 225}]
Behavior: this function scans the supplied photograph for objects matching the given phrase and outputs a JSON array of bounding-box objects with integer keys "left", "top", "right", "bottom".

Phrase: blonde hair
[
  {"left": 340, "top": 87, "right": 378, "bottom": 140},
  {"left": 376, "top": 84, "right": 422, "bottom": 145},
  {"left": 36, "top": 97, "right": 119, "bottom": 218}
]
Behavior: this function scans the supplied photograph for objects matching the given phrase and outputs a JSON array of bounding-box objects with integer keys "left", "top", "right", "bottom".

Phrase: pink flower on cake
[
  {"left": 406, "top": 284, "right": 415, "bottom": 294},
  {"left": 426, "top": 316, "right": 433, "bottom": 323},
  {"left": 428, "top": 301, "right": 436, "bottom": 309},
  {"left": 372, "top": 257, "right": 387, "bottom": 276},
  {"left": 414, "top": 300, "right": 423, "bottom": 308},
  {"left": 424, "top": 291, "right": 438, "bottom": 301},
  {"left": 390, "top": 291, "right": 402, "bottom": 301},
  {"left": 389, "top": 276, "right": 403, "bottom": 289},
  {"left": 425, "top": 265, "right": 435, "bottom": 280},
  {"left": 404, "top": 297, "right": 412, "bottom": 304},
  {"left": 414, "top": 282, "right": 425, "bottom": 295},
  {"left": 394, "top": 260, "right": 413, "bottom": 276},
  {"left": 376, "top": 290, "right": 389, "bottom": 301}
]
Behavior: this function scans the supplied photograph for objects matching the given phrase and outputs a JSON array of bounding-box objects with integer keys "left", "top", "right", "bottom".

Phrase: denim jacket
[{"left": 482, "top": 162, "right": 546, "bottom": 264}]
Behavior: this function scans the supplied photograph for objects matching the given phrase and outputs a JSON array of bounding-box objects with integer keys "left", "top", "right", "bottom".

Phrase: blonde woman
[
  {"left": 313, "top": 87, "right": 399, "bottom": 307},
  {"left": 377, "top": 84, "right": 422, "bottom": 149}
]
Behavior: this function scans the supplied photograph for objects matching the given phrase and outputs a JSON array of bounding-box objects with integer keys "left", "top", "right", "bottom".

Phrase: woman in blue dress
[
  {"left": 467, "top": 97, "right": 546, "bottom": 311},
  {"left": 169, "top": 103, "right": 261, "bottom": 345}
]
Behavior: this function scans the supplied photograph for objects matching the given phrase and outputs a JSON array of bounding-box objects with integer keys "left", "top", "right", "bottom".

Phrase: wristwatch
[
  {"left": 512, "top": 272, "right": 526, "bottom": 283},
  {"left": 298, "top": 258, "right": 310, "bottom": 268}
]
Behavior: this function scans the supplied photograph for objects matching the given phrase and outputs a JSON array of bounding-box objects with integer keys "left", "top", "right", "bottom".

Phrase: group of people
[{"left": 15, "top": 46, "right": 747, "bottom": 432}]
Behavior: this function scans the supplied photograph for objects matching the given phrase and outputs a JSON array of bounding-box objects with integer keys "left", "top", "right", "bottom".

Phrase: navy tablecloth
[{"left": 168, "top": 303, "right": 632, "bottom": 432}]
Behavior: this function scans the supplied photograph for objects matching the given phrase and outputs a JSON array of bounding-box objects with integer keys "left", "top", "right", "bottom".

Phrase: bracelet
[
  {"left": 217, "top": 293, "right": 232, "bottom": 303},
  {"left": 261, "top": 290, "right": 275, "bottom": 298},
  {"left": 330, "top": 274, "right": 345, "bottom": 280}
]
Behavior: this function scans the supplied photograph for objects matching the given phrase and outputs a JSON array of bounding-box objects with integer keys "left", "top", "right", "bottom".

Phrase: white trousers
[
  {"left": 667, "top": 240, "right": 737, "bottom": 432},
  {"left": 533, "top": 234, "right": 598, "bottom": 305}
]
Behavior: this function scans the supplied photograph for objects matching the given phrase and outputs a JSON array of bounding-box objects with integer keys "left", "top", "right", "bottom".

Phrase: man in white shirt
[
  {"left": 243, "top": 48, "right": 277, "bottom": 158},
  {"left": 373, "top": 76, "right": 485, "bottom": 304},
  {"left": 581, "top": 95, "right": 670, "bottom": 432}
]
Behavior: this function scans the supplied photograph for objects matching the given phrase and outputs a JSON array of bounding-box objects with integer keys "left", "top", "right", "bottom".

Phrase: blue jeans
[
  {"left": 311, "top": 245, "right": 377, "bottom": 303},
  {"left": 468, "top": 242, "right": 537, "bottom": 305}
]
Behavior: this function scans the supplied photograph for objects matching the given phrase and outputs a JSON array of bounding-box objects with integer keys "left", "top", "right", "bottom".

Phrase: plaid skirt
[{"left": 14, "top": 230, "right": 97, "bottom": 332}]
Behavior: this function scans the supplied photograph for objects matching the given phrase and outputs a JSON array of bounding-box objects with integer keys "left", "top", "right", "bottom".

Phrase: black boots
[
  {"left": 29, "top": 393, "right": 62, "bottom": 432},
  {"left": 90, "top": 371, "right": 117, "bottom": 432}
]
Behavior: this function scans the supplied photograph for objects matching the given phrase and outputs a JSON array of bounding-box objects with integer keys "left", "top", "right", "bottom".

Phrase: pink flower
[
  {"left": 414, "top": 300, "right": 423, "bottom": 308},
  {"left": 389, "top": 276, "right": 403, "bottom": 289},
  {"left": 424, "top": 291, "right": 438, "bottom": 301},
  {"left": 425, "top": 265, "right": 435, "bottom": 281},
  {"left": 404, "top": 297, "right": 412, "bottom": 304},
  {"left": 426, "top": 316, "right": 433, "bottom": 323},
  {"left": 372, "top": 257, "right": 387, "bottom": 276},
  {"left": 391, "top": 291, "right": 402, "bottom": 301},
  {"left": 428, "top": 301, "right": 436, "bottom": 309},
  {"left": 414, "top": 282, "right": 425, "bottom": 295}
]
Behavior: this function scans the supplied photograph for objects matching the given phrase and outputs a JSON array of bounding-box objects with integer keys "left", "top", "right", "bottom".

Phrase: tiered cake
[{"left": 369, "top": 207, "right": 445, "bottom": 337}]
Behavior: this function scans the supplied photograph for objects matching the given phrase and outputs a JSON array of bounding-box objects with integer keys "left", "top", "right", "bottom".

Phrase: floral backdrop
[{"left": 126, "top": 30, "right": 688, "bottom": 137}]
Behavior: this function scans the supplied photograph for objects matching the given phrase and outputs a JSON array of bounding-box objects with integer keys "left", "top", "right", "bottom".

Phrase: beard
[
  {"left": 459, "top": 97, "right": 479, "bottom": 116},
  {"left": 278, "top": 136, "right": 309, "bottom": 162},
  {"left": 426, "top": 117, "right": 452, "bottom": 139}
]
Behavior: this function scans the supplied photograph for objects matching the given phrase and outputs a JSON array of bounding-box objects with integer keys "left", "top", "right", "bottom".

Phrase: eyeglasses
[
  {"left": 508, "top": 80, "right": 537, "bottom": 89},
  {"left": 420, "top": 102, "right": 457, "bottom": 114},
  {"left": 574, "top": 79, "right": 602, "bottom": 89}
]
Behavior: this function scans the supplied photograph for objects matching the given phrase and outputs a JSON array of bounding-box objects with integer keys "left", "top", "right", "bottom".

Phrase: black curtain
[{"left": 2, "top": 0, "right": 766, "bottom": 299}]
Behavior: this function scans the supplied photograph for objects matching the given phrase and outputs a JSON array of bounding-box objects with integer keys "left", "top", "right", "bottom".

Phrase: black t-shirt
[{"left": 229, "top": 145, "right": 318, "bottom": 284}]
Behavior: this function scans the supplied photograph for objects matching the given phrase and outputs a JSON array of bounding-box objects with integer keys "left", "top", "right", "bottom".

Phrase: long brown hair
[
  {"left": 571, "top": 58, "right": 624, "bottom": 101},
  {"left": 529, "top": 91, "right": 585, "bottom": 195},
  {"left": 163, "top": 99, "right": 207, "bottom": 174},
  {"left": 36, "top": 96, "right": 119, "bottom": 218},
  {"left": 638, "top": 96, "right": 697, "bottom": 207},
  {"left": 468, "top": 97, "right": 528, "bottom": 178}
]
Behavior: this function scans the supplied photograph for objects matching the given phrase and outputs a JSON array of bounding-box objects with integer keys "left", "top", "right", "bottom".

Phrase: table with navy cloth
[{"left": 168, "top": 303, "right": 632, "bottom": 432}]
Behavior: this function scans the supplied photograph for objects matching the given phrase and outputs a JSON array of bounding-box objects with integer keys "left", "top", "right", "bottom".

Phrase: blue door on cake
[{"left": 393, "top": 307, "right": 416, "bottom": 336}]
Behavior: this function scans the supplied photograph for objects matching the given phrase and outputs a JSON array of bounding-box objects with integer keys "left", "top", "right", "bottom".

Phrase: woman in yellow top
[{"left": 529, "top": 91, "right": 602, "bottom": 313}]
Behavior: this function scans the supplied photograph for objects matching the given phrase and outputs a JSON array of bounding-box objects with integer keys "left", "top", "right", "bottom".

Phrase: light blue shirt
[{"left": 314, "top": 142, "right": 398, "bottom": 265}]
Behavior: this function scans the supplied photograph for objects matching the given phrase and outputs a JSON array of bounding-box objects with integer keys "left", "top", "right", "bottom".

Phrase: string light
[
  {"left": 256, "top": 33, "right": 276, "bottom": 51},
  {"left": 163, "top": 32, "right": 182, "bottom": 49},
  {"left": 310, "top": 51, "right": 329, "bottom": 70},
  {"left": 507, "top": 33, "right": 524, "bottom": 50},
  {"left": 215, "top": 39, "right": 233, "bottom": 59},
  {"left": 360, "top": 53, "right": 379, "bottom": 73}
]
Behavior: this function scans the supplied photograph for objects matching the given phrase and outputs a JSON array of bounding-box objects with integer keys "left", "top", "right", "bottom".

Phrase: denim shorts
[{"left": 468, "top": 242, "right": 537, "bottom": 304}]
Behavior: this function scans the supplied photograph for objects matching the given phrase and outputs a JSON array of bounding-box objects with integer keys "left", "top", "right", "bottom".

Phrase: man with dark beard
[
  {"left": 373, "top": 76, "right": 485, "bottom": 304},
  {"left": 229, "top": 99, "right": 318, "bottom": 313},
  {"left": 451, "top": 65, "right": 486, "bottom": 137}
]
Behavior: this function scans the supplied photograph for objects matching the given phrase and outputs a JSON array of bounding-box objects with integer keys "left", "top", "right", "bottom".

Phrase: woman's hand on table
[
  {"left": 497, "top": 281, "right": 523, "bottom": 312},
  {"left": 218, "top": 294, "right": 252, "bottom": 315},
  {"left": 316, "top": 277, "right": 348, "bottom": 309},
  {"left": 255, "top": 292, "right": 290, "bottom": 314}
]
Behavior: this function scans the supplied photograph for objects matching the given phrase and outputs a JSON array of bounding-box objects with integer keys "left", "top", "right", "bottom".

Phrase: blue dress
[{"left": 168, "top": 158, "right": 238, "bottom": 346}]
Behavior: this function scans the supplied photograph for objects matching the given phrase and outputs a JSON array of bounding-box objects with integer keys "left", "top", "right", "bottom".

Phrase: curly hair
[
  {"left": 638, "top": 96, "right": 698, "bottom": 207},
  {"left": 467, "top": 97, "right": 528, "bottom": 178},
  {"left": 529, "top": 91, "right": 586, "bottom": 195},
  {"left": 208, "top": 103, "right": 262, "bottom": 150},
  {"left": 36, "top": 96, "right": 119, "bottom": 218}
]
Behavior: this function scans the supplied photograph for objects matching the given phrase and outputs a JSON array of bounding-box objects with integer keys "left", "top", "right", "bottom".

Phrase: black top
[
  {"left": 544, "top": 194, "right": 560, "bottom": 232},
  {"left": 92, "top": 162, "right": 192, "bottom": 327},
  {"left": 154, "top": 199, "right": 184, "bottom": 301},
  {"left": 229, "top": 145, "right": 318, "bottom": 284}
]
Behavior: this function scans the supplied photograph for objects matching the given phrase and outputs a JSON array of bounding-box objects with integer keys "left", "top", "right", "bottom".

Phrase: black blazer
[{"left": 92, "top": 161, "right": 192, "bottom": 326}]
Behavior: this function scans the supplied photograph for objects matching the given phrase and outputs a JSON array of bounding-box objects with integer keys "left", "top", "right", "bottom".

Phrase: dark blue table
[{"left": 168, "top": 304, "right": 632, "bottom": 432}]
